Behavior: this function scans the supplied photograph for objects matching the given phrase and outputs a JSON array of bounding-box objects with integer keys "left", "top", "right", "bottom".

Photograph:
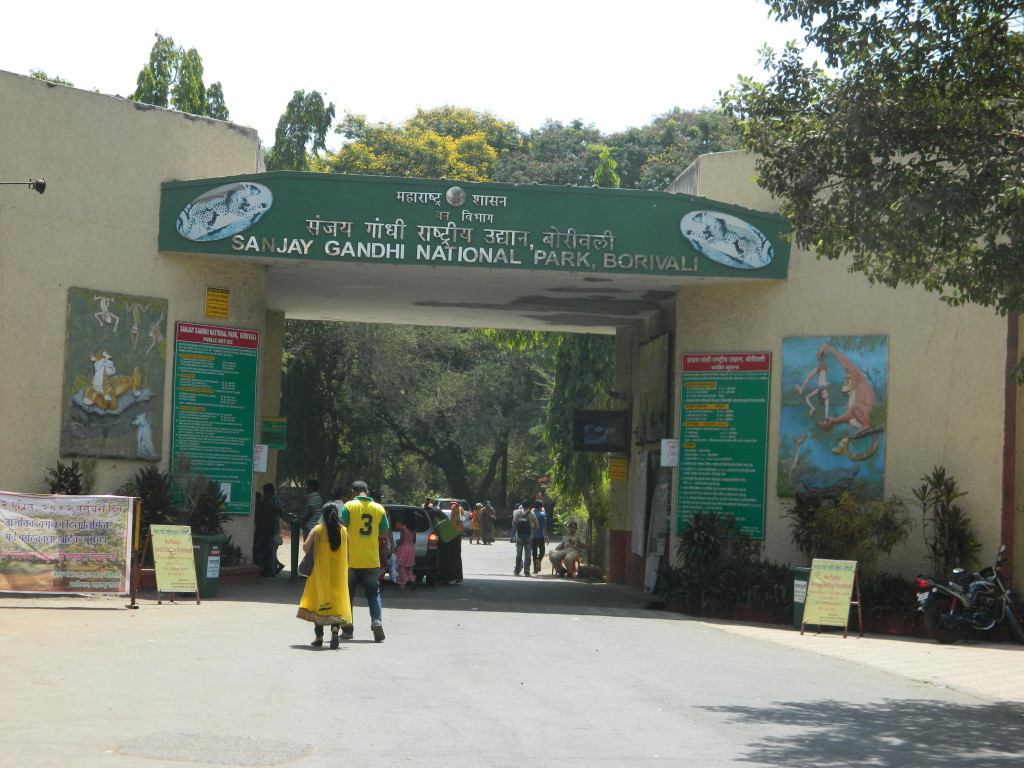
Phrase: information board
[
  {"left": 803, "top": 558, "right": 858, "bottom": 628},
  {"left": 171, "top": 322, "right": 259, "bottom": 515},
  {"left": 676, "top": 352, "right": 771, "bottom": 538},
  {"left": 150, "top": 525, "right": 198, "bottom": 593},
  {"left": 0, "top": 492, "right": 132, "bottom": 594}
]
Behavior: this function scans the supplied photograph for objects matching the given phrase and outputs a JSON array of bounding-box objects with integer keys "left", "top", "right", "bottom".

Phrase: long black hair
[{"left": 322, "top": 504, "right": 342, "bottom": 551}]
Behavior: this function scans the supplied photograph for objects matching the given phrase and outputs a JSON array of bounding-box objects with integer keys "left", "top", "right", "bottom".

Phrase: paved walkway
[{"left": 698, "top": 615, "right": 1024, "bottom": 704}]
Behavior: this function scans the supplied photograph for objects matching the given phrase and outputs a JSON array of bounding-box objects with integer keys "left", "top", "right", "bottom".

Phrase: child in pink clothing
[{"left": 394, "top": 518, "right": 417, "bottom": 589}]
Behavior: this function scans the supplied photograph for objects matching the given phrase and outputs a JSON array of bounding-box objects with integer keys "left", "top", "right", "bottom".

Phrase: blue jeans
[
  {"left": 515, "top": 536, "right": 532, "bottom": 574},
  {"left": 348, "top": 567, "right": 383, "bottom": 627}
]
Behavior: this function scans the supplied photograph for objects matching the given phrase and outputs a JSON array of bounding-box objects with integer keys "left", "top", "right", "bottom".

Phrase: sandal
[{"left": 329, "top": 627, "right": 340, "bottom": 650}]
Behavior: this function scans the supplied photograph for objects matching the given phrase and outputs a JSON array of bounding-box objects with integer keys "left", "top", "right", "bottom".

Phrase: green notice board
[
  {"left": 171, "top": 322, "right": 259, "bottom": 515},
  {"left": 677, "top": 352, "right": 771, "bottom": 538},
  {"left": 261, "top": 417, "right": 286, "bottom": 450}
]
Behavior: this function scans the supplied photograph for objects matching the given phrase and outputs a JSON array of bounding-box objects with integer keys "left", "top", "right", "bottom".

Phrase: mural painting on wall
[
  {"left": 60, "top": 288, "right": 168, "bottom": 460},
  {"left": 779, "top": 336, "right": 888, "bottom": 500}
]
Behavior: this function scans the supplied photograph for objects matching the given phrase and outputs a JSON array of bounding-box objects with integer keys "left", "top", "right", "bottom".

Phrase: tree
[
  {"left": 172, "top": 48, "right": 206, "bottom": 116},
  {"left": 130, "top": 33, "right": 230, "bottom": 120},
  {"left": 605, "top": 109, "right": 746, "bottom": 190},
  {"left": 493, "top": 119, "right": 604, "bottom": 185},
  {"left": 132, "top": 33, "right": 178, "bottom": 107},
  {"left": 278, "top": 321, "right": 547, "bottom": 504},
  {"left": 722, "top": 2, "right": 1024, "bottom": 320},
  {"left": 265, "top": 90, "right": 335, "bottom": 171},
  {"left": 327, "top": 109, "right": 512, "bottom": 180},
  {"left": 205, "top": 82, "right": 230, "bottom": 121},
  {"left": 592, "top": 145, "right": 621, "bottom": 188}
]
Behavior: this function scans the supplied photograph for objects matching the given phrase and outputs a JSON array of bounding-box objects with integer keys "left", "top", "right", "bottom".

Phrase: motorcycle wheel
[
  {"left": 1004, "top": 604, "right": 1024, "bottom": 644},
  {"left": 923, "top": 598, "right": 964, "bottom": 644}
]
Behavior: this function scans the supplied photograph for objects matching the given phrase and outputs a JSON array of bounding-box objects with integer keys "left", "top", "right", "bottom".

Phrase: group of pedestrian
[
  {"left": 511, "top": 502, "right": 550, "bottom": 575},
  {"left": 511, "top": 501, "right": 583, "bottom": 577},
  {"left": 469, "top": 502, "right": 497, "bottom": 544},
  {"left": 296, "top": 480, "right": 389, "bottom": 648}
]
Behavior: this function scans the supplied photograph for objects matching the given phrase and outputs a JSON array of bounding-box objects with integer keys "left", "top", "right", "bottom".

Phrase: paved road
[{"left": 2, "top": 538, "right": 1022, "bottom": 767}]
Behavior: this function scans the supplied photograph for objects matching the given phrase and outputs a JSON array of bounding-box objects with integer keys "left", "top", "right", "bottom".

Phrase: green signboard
[
  {"left": 159, "top": 172, "right": 789, "bottom": 280},
  {"left": 171, "top": 322, "right": 259, "bottom": 516},
  {"left": 261, "top": 417, "right": 286, "bottom": 450},
  {"left": 676, "top": 352, "right": 771, "bottom": 539}
]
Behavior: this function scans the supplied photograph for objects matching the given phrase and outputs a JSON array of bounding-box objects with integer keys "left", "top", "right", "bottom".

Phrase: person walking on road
[
  {"left": 530, "top": 502, "right": 548, "bottom": 574},
  {"left": 470, "top": 503, "right": 483, "bottom": 544},
  {"left": 511, "top": 504, "right": 538, "bottom": 576},
  {"left": 296, "top": 504, "right": 351, "bottom": 649},
  {"left": 301, "top": 480, "right": 323, "bottom": 537},
  {"left": 340, "top": 481, "right": 389, "bottom": 642},
  {"left": 479, "top": 501, "right": 497, "bottom": 544}
]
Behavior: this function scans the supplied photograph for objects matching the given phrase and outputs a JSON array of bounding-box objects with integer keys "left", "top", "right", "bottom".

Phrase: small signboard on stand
[
  {"left": 801, "top": 558, "right": 862, "bottom": 637},
  {"left": 150, "top": 525, "right": 200, "bottom": 604}
]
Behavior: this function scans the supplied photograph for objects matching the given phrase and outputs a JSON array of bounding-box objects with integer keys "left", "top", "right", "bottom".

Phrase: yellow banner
[
  {"left": 151, "top": 525, "right": 198, "bottom": 593},
  {"left": 803, "top": 558, "right": 857, "bottom": 627}
]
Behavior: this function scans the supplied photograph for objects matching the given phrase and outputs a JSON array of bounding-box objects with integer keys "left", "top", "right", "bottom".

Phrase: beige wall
[
  {"left": 0, "top": 71, "right": 269, "bottom": 546},
  {"left": 661, "top": 151, "right": 1013, "bottom": 578}
]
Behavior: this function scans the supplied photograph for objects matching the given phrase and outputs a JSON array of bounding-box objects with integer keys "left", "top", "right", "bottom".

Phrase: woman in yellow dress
[{"left": 296, "top": 504, "right": 352, "bottom": 649}]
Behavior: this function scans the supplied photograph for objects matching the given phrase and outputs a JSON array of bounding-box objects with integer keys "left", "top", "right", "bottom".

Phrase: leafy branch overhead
[{"left": 722, "top": 1, "right": 1024, "bottom": 316}]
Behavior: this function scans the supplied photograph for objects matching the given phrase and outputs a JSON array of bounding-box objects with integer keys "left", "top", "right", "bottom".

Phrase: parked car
[
  {"left": 382, "top": 504, "right": 440, "bottom": 586},
  {"left": 431, "top": 497, "right": 473, "bottom": 536}
]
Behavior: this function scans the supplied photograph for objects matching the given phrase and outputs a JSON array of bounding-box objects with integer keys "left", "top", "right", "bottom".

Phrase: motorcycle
[{"left": 915, "top": 544, "right": 1024, "bottom": 645}]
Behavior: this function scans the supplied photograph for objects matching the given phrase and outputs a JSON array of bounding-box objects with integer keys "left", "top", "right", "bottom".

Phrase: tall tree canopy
[
  {"left": 326, "top": 107, "right": 521, "bottom": 180},
  {"left": 279, "top": 321, "right": 547, "bottom": 504},
  {"left": 723, "top": 1, "right": 1024, "bottom": 315},
  {"left": 130, "top": 33, "right": 229, "bottom": 120},
  {"left": 265, "top": 90, "right": 335, "bottom": 171}
]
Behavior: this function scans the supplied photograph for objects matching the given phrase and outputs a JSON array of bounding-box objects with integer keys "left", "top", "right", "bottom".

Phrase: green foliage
[
  {"left": 722, "top": 2, "right": 1024, "bottom": 323},
  {"left": 130, "top": 33, "right": 229, "bottom": 120},
  {"left": 604, "top": 109, "right": 745, "bottom": 190},
  {"left": 116, "top": 466, "right": 176, "bottom": 565},
  {"left": 913, "top": 466, "right": 981, "bottom": 576},
  {"left": 44, "top": 460, "right": 90, "bottom": 494},
  {"left": 30, "top": 70, "right": 73, "bottom": 86},
  {"left": 662, "top": 513, "right": 765, "bottom": 614},
  {"left": 132, "top": 33, "right": 178, "bottom": 107},
  {"left": 172, "top": 455, "right": 229, "bottom": 536},
  {"left": 592, "top": 145, "right": 620, "bottom": 188},
  {"left": 265, "top": 90, "right": 335, "bottom": 171},
  {"left": 493, "top": 119, "right": 605, "bottom": 185},
  {"left": 205, "top": 82, "right": 229, "bottom": 121},
  {"left": 786, "top": 491, "right": 912, "bottom": 569},
  {"left": 219, "top": 536, "right": 244, "bottom": 567},
  {"left": 328, "top": 109, "right": 504, "bottom": 180},
  {"left": 860, "top": 570, "right": 918, "bottom": 619},
  {"left": 172, "top": 48, "right": 206, "bottom": 116},
  {"left": 278, "top": 321, "right": 548, "bottom": 505}
]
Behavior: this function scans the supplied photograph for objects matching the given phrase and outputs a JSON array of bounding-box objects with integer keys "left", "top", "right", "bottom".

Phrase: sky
[{"left": 1, "top": 1, "right": 813, "bottom": 150}]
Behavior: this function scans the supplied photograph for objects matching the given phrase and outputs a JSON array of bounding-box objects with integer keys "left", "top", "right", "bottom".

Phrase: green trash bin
[
  {"left": 193, "top": 535, "right": 226, "bottom": 598},
  {"left": 790, "top": 566, "right": 811, "bottom": 629}
]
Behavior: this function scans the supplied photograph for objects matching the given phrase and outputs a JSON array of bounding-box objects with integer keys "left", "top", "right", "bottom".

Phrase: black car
[{"left": 382, "top": 504, "right": 440, "bottom": 586}]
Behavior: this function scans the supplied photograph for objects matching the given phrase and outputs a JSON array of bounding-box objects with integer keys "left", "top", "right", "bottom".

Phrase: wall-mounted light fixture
[{"left": 0, "top": 179, "right": 46, "bottom": 194}]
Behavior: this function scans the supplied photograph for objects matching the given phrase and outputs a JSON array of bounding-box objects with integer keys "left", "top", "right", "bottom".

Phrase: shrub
[
  {"left": 44, "top": 460, "right": 91, "bottom": 494},
  {"left": 116, "top": 466, "right": 176, "bottom": 565},
  {"left": 662, "top": 512, "right": 763, "bottom": 615},
  {"left": 786, "top": 491, "right": 912, "bottom": 570},
  {"left": 913, "top": 466, "right": 981, "bottom": 576},
  {"left": 173, "top": 455, "right": 229, "bottom": 536}
]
